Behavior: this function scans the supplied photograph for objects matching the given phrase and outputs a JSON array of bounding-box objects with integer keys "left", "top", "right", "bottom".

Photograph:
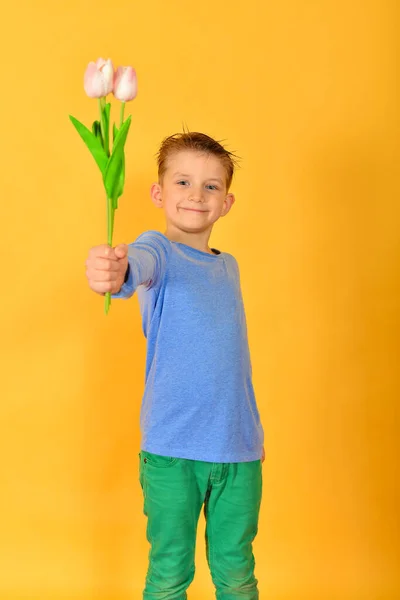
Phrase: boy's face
[{"left": 150, "top": 150, "right": 235, "bottom": 234}]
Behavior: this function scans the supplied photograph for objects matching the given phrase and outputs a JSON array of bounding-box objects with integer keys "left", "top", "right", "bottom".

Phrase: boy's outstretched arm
[
  {"left": 85, "top": 244, "right": 129, "bottom": 296},
  {"left": 85, "top": 232, "right": 169, "bottom": 300}
]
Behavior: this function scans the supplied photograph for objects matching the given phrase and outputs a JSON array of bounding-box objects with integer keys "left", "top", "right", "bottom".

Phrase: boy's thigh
[
  {"left": 139, "top": 451, "right": 205, "bottom": 565},
  {"left": 206, "top": 459, "right": 263, "bottom": 529},
  {"left": 205, "top": 460, "right": 263, "bottom": 590}
]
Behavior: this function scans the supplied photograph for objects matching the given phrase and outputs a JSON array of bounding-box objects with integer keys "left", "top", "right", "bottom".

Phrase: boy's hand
[
  {"left": 85, "top": 243, "right": 129, "bottom": 295},
  {"left": 261, "top": 446, "right": 265, "bottom": 463}
]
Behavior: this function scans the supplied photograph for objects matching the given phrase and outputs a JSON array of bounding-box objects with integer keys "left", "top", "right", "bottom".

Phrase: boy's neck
[{"left": 164, "top": 225, "right": 215, "bottom": 254}]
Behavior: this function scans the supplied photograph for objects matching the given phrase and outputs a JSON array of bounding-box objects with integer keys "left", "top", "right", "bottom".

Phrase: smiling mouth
[{"left": 181, "top": 208, "right": 207, "bottom": 213}]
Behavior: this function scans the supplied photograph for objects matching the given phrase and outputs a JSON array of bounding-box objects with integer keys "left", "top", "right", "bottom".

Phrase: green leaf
[
  {"left": 92, "top": 120, "right": 103, "bottom": 145},
  {"left": 102, "top": 102, "right": 111, "bottom": 157},
  {"left": 69, "top": 115, "right": 108, "bottom": 175},
  {"left": 103, "top": 115, "right": 132, "bottom": 203},
  {"left": 111, "top": 122, "right": 125, "bottom": 207},
  {"left": 112, "top": 154, "right": 125, "bottom": 210},
  {"left": 113, "top": 123, "right": 118, "bottom": 143},
  {"left": 92, "top": 119, "right": 100, "bottom": 136}
]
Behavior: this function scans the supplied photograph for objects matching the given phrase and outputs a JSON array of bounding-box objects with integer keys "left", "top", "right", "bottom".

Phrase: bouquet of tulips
[{"left": 69, "top": 58, "right": 137, "bottom": 314}]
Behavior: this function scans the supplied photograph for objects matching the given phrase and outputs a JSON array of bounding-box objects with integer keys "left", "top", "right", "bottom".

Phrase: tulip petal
[
  {"left": 84, "top": 62, "right": 98, "bottom": 97},
  {"left": 101, "top": 60, "right": 114, "bottom": 94},
  {"left": 113, "top": 66, "right": 138, "bottom": 102},
  {"left": 84, "top": 59, "right": 114, "bottom": 98}
]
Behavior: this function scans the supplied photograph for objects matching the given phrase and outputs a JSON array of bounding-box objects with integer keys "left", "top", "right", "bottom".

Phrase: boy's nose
[{"left": 188, "top": 190, "right": 204, "bottom": 202}]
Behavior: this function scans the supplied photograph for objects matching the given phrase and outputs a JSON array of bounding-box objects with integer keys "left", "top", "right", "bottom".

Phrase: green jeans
[{"left": 139, "top": 450, "right": 263, "bottom": 599}]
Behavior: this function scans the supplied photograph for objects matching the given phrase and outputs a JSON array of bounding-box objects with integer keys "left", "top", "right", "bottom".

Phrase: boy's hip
[{"left": 139, "top": 450, "right": 263, "bottom": 501}]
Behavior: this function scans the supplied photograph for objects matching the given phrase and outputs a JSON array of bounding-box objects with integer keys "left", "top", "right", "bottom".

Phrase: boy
[{"left": 85, "top": 132, "right": 265, "bottom": 599}]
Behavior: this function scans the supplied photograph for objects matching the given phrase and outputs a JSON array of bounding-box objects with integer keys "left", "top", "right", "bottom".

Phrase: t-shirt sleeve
[{"left": 111, "top": 231, "right": 171, "bottom": 300}]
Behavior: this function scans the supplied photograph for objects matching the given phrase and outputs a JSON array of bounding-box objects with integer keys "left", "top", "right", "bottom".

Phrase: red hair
[{"left": 156, "top": 128, "right": 240, "bottom": 191}]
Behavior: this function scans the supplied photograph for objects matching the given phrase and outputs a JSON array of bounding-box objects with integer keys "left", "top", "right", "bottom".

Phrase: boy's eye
[{"left": 176, "top": 180, "right": 218, "bottom": 191}]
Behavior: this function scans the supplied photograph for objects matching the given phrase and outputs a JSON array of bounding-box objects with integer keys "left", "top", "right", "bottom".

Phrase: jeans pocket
[{"left": 141, "top": 450, "right": 179, "bottom": 468}]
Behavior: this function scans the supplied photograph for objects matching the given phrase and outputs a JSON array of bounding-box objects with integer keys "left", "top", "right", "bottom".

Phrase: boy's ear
[
  {"left": 221, "top": 193, "right": 235, "bottom": 217},
  {"left": 150, "top": 183, "right": 163, "bottom": 208}
]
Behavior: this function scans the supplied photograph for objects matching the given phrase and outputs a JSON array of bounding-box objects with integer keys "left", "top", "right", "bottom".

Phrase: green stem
[
  {"left": 119, "top": 102, "right": 125, "bottom": 128},
  {"left": 107, "top": 195, "right": 114, "bottom": 245},
  {"left": 104, "top": 195, "right": 115, "bottom": 316},
  {"left": 105, "top": 290, "right": 111, "bottom": 314}
]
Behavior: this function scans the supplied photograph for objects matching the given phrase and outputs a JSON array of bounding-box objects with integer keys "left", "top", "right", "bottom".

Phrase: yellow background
[{"left": 1, "top": 1, "right": 399, "bottom": 599}]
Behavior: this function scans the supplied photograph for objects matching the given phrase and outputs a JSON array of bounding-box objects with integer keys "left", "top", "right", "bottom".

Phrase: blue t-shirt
[{"left": 112, "top": 230, "right": 264, "bottom": 463}]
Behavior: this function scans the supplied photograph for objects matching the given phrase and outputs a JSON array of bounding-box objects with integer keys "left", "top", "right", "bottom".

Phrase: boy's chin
[{"left": 166, "top": 219, "right": 215, "bottom": 235}]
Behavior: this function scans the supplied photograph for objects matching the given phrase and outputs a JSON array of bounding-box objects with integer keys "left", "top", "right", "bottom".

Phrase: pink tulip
[
  {"left": 84, "top": 58, "right": 114, "bottom": 98},
  {"left": 113, "top": 66, "right": 138, "bottom": 102}
]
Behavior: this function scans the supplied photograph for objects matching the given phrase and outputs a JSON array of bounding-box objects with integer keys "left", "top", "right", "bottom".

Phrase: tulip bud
[
  {"left": 84, "top": 58, "right": 114, "bottom": 98},
  {"left": 113, "top": 66, "right": 138, "bottom": 102}
]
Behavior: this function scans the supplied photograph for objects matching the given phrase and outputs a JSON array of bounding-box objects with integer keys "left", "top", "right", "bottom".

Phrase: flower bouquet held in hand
[{"left": 69, "top": 58, "right": 137, "bottom": 314}]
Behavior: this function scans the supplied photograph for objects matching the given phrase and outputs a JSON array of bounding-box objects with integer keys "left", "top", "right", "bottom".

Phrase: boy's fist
[{"left": 85, "top": 244, "right": 129, "bottom": 295}]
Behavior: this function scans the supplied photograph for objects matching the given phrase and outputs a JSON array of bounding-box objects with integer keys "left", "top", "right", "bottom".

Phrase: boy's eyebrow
[{"left": 172, "top": 172, "right": 224, "bottom": 184}]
